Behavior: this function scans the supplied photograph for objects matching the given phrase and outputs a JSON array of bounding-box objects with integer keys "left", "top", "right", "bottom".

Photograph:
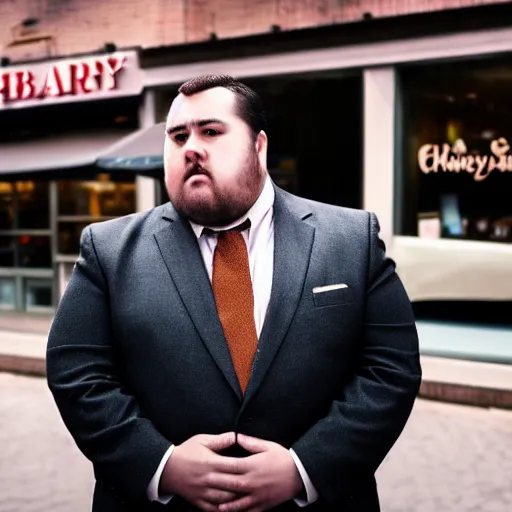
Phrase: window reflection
[
  {"left": 25, "top": 278, "right": 53, "bottom": 310},
  {"left": 0, "top": 235, "right": 51, "bottom": 268},
  {"left": 0, "top": 235, "right": 14, "bottom": 267},
  {"left": 58, "top": 222, "right": 90, "bottom": 255},
  {"left": 58, "top": 176, "right": 136, "bottom": 217},
  {"left": 0, "top": 278, "right": 16, "bottom": 310},
  {"left": 57, "top": 175, "right": 136, "bottom": 255},
  {"left": 18, "top": 181, "right": 50, "bottom": 229},
  {"left": 0, "top": 181, "right": 49, "bottom": 230},
  {"left": 0, "top": 183, "right": 14, "bottom": 230}
]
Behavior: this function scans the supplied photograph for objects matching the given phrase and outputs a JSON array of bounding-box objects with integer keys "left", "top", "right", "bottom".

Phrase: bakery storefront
[
  {"left": 0, "top": 51, "right": 143, "bottom": 311},
  {"left": 140, "top": 18, "right": 512, "bottom": 313}
]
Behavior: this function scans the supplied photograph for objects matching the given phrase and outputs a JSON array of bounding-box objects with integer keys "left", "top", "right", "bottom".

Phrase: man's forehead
[{"left": 168, "top": 87, "right": 237, "bottom": 123}]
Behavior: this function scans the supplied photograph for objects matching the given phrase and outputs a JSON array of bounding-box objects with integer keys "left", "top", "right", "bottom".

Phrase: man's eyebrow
[{"left": 166, "top": 119, "right": 225, "bottom": 135}]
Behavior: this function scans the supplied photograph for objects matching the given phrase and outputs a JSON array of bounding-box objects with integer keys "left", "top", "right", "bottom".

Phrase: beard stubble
[{"left": 168, "top": 146, "right": 264, "bottom": 227}]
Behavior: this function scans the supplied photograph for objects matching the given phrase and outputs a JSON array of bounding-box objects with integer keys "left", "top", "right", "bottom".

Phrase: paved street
[{"left": 0, "top": 372, "right": 511, "bottom": 512}]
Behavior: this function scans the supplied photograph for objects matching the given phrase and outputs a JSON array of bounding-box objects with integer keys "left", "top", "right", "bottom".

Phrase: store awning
[
  {"left": 95, "top": 122, "right": 166, "bottom": 172},
  {"left": 0, "top": 130, "right": 133, "bottom": 178}
]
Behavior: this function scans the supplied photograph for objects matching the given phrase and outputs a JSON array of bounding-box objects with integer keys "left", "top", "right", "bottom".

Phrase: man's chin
[
  {"left": 173, "top": 190, "right": 248, "bottom": 226},
  {"left": 181, "top": 203, "right": 242, "bottom": 227},
  {"left": 177, "top": 198, "right": 220, "bottom": 225}
]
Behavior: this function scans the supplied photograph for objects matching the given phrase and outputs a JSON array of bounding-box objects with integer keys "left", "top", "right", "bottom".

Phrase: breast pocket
[{"left": 312, "top": 284, "right": 354, "bottom": 308}]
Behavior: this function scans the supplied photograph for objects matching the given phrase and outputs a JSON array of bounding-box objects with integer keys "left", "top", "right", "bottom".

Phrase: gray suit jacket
[{"left": 47, "top": 185, "right": 421, "bottom": 512}]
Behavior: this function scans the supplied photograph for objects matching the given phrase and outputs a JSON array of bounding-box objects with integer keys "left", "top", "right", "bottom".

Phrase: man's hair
[{"left": 178, "top": 74, "right": 267, "bottom": 138}]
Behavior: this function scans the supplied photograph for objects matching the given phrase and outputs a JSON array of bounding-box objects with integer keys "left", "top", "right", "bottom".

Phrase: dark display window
[
  {"left": 0, "top": 181, "right": 50, "bottom": 231},
  {"left": 398, "top": 56, "right": 512, "bottom": 244},
  {"left": 0, "top": 234, "right": 51, "bottom": 268}
]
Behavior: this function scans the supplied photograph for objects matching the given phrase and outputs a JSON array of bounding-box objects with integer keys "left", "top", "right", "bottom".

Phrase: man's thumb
[{"left": 201, "top": 432, "right": 236, "bottom": 451}]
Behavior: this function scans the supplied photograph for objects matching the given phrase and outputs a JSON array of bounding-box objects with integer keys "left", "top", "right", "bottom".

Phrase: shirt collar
[{"left": 189, "top": 175, "right": 274, "bottom": 239}]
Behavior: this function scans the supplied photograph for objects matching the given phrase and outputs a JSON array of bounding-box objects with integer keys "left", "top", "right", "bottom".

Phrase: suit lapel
[
  {"left": 153, "top": 204, "right": 242, "bottom": 400},
  {"left": 243, "top": 188, "right": 315, "bottom": 404}
]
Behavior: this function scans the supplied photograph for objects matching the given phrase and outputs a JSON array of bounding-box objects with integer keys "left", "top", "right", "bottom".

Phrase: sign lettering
[
  {"left": 418, "top": 138, "right": 512, "bottom": 182},
  {"left": 0, "top": 55, "right": 126, "bottom": 106}
]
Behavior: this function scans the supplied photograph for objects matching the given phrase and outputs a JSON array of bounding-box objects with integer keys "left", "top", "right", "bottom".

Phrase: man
[{"left": 47, "top": 74, "right": 421, "bottom": 512}]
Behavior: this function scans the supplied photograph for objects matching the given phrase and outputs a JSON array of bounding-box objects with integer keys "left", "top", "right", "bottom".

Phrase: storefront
[
  {"left": 3, "top": 4, "right": 512, "bottom": 326},
  {"left": 135, "top": 7, "right": 512, "bottom": 341},
  {"left": 0, "top": 50, "right": 146, "bottom": 311},
  {"left": 392, "top": 55, "right": 512, "bottom": 324}
]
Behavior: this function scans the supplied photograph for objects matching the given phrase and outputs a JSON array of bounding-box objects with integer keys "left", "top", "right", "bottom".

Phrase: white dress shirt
[{"left": 148, "top": 175, "right": 318, "bottom": 506}]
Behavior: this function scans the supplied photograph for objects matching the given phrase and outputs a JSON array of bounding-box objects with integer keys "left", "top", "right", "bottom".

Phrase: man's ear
[
  {"left": 256, "top": 130, "right": 268, "bottom": 152},
  {"left": 256, "top": 130, "right": 268, "bottom": 168}
]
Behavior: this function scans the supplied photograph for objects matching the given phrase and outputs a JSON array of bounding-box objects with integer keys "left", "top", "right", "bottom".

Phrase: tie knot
[{"left": 202, "top": 218, "right": 251, "bottom": 238}]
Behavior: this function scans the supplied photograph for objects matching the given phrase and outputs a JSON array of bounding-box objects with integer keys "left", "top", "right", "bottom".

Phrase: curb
[
  {"left": 419, "top": 380, "right": 512, "bottom": 409},
  {"left": 1, "top": 352, "right": 512, "bottom": 410},
  {"left": 0, "top": 354, "right": 46, "bottom": 377}
]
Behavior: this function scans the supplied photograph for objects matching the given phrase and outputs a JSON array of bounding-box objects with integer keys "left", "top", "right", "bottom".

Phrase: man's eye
[
  {"left": 174, "top": 133, "right": 188, "bottom": 143},
  {"left": 204, "top": 128, "right": 219, "bottom": 136}
]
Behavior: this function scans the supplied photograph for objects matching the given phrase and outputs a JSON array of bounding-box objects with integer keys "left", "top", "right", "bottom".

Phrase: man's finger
[
  {"left": 206, "top": 472, "right": 251, "bottom": 493},
  {"left": 203, "top": 489, "right": 238, "bottom": 505},
  {"left": 200, "top": 432, "right": 237, "bottom": 451},
  {"left": 197, "top": 499, "right": 221, "bottom": 512},
  {"left": 219, "top": 494, "right": 257, "bottom": 512},
  {"left": 236, "top": 434, "right": 273, "bottom": 454},
  {"left": 212, "top": 454, "right": 248, "bottom": 475}
]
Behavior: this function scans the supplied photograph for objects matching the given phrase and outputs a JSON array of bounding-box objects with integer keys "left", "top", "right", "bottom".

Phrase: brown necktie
[{"left": 212, "top": 229, "right": 258, "bottom": 393}]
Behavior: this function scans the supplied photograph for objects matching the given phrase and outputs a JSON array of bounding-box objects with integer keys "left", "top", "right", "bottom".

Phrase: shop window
[
  {"left": 0, "top": 277, "right": 16, "bottom": 310},
  {"left": 0, "top": 235, "right": 15, "bottom": 267},
  {"left": 17, "top": 181, "right": 50, "bottom": 229},
  {"left": 0, "top": 183, "right": 14, "bottom": 230},
  {"left": 58, "top": 222, "right": 90, "bottom": 255},
  {"left": 0, "top": 235, "right": 51, "bottom": 268},
  {"left": 58, "top": 176, "right": 135, "bottom": 217},
  {"left": 57, "top": 174, "right": 136, "bottom": 255},
  {"left": 24, "top": 278, "right": 53, "bottom": 311},
  {"left": 0, "top": 181, "right": 49, "bottom": 230},
  {"left": 398, "top": 57, "right": 512, "bottom": 244}
]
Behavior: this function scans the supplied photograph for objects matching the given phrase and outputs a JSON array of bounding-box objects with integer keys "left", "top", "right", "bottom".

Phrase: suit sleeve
[
  {"left": 291, "top": 212, "right": 422, "bottom": 505},
  {"left": 46, "top": 226, "right": 171, "bottom": 502}
]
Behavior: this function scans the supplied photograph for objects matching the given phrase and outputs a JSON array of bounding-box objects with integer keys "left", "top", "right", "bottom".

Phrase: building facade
[
  {"left": 1, "top": 1, "right": 511, "bottom": 322},
  {"left": 0, "top": 50, "right": 144, "bottom": 310}
]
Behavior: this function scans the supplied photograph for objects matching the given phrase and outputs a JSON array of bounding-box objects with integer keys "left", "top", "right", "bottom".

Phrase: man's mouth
[{"left": 184, "top": 164, "right": 211, "bottom": 182}]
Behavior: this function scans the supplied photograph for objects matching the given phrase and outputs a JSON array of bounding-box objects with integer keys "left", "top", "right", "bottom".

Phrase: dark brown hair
[{"left": 178, "top": 74, "right": 267, "bottom": 138}]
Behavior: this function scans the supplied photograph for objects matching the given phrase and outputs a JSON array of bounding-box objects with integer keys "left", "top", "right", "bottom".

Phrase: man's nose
[{"left": 184, "top": 134, "right": 206, "bottom": 161}]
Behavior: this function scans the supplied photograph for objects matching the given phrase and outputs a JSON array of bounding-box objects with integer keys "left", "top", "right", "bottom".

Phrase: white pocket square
[{"left": 312, "top": 283, "right": 348, "bottom": 294}]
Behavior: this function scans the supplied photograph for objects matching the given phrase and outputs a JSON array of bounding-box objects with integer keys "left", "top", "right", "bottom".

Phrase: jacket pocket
[{"left": 312, "top": 285, "right": 354, "bottom": 308}]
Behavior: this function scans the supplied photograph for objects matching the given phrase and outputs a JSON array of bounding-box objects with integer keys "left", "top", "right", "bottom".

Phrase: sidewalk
[
  {"left": 0, "top": 312, "right": 52, "bottom": 376},
  {"left": 0, "top": 313, "right": 511, "bottom": 409}
]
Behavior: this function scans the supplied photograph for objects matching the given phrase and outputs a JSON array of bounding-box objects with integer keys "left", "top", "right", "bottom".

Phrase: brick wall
[{"left": 0, "top": 0, "right": 508, "bottom": 61}]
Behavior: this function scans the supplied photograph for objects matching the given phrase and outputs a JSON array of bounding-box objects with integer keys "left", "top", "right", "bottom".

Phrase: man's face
[{"left": 164, "top": 87, "right": 267, "bottom": 226}]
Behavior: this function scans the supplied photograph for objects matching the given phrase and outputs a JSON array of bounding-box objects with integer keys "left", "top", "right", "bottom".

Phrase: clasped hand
[{"left": 160, "top": 432, "right": 304, "bottom": 512}]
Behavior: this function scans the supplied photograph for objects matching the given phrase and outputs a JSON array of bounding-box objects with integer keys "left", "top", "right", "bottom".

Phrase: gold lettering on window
[{"left": 418, "top": 138, "right": 512, "bottom": 182}]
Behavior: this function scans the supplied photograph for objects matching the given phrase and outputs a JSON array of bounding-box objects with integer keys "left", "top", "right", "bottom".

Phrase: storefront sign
[
  {"left": 418, "top": 138, "right": 512, "bottom": 182},
  {"left": 0, "top": 51, "right": 142, "bottom": 109}
]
